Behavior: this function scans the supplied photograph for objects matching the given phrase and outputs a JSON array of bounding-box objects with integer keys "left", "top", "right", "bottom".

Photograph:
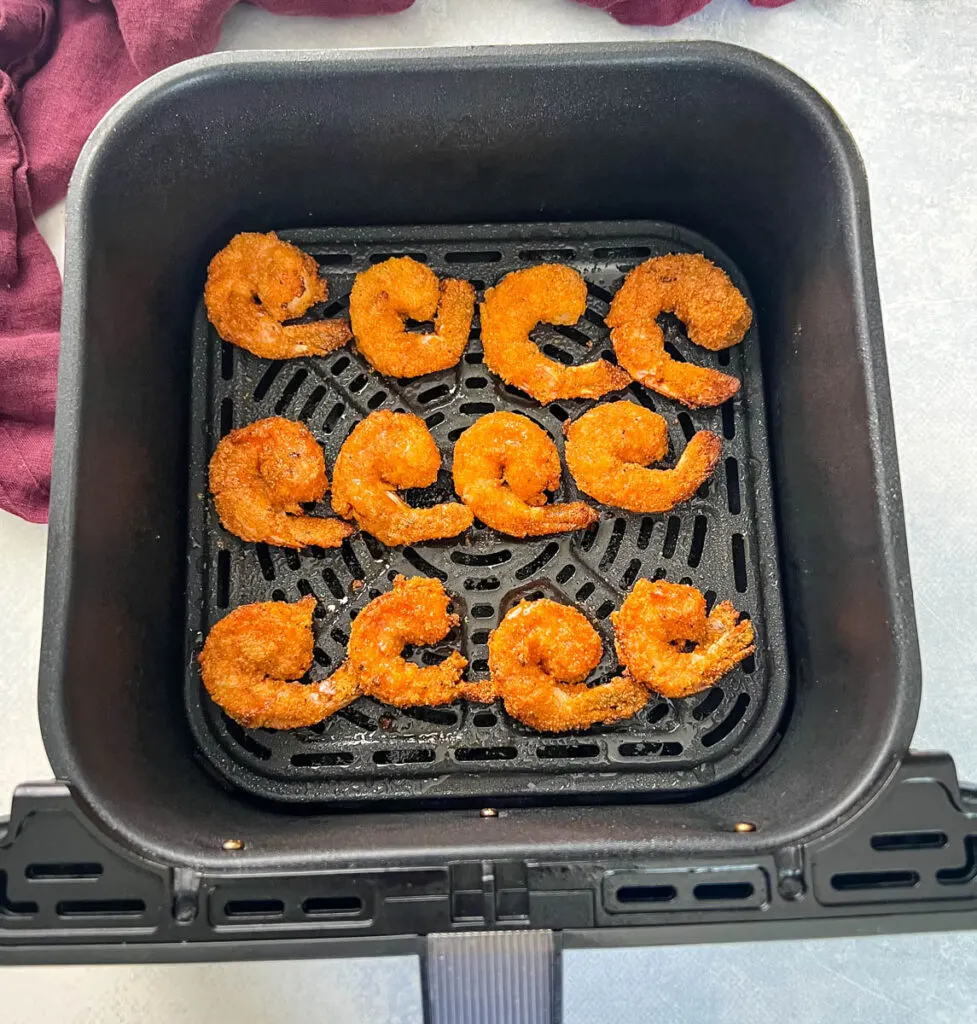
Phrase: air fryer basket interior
[
  {"left": 186, "top": 221, "right": 788, "bottom": 804},
  {"left": 40, "top": 44, "right": 919, "bottom": 869}
]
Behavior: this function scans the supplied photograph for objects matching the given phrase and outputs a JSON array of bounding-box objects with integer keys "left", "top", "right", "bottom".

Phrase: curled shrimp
[
  {"left": 606, "top": 253, "right": 750, "bottom": 408},
  {"left": 480, "top": 264, "right": 631, "bottom": 404},
  {"left": 205, "top": 232, "right": 352, "bottom": 360},
  {"left": 564, "top": 401, "right": 720, "bottom": 513},
  {"left": 488, "top": 599, "right": 648, "bottom": 732},
  {"left": 612, "top": 579, "right": 755, "bottom": 699},
  {"left": 331, "top": 410, "right": 474, "bottom": 546},
  {"left": 199, "top": 596, "right": 360, "bottom": 729},
  {"left": 209, "top": 416, "right": 355, "bottom": 549},
  {"left": 346, "top": 576, "right": 491, "bottom": 706},
  {"left": 452, "top": 411, "right": 598, "bottom": 538},
  {"left": 348, "top": 256, "right": 475, "bottom": 377}
]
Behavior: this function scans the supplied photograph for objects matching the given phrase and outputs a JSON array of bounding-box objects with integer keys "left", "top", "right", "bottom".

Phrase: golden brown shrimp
[
  {"left": 199, "top": 596, "right": 360, "bottom": 729},
  {"left": 205, "top": 232, "right": 352, "bottom": 360},
  {"left": 480, "top": 264, "right": 631, "bottom": 404},
  {"left": 612, "top": 579, "right": 755, "bottom": 699},
  {"left": 209, "top": 417, "right": 355, "bottom": 549},
  {"left": 346, "top": 576, "right": 491, "bottom": 706},
  {"left": 606, "top": 253, "right": 750, "bottom": 408},
  {"left": 331, "top": 410, "right": 474, "bottom": 546},
  {"left": 348, "top": 257, "right": 475, "bottom": 377},
  {"left": 488, "top": 599, "right": 647, "bottom": 732},
  {"left": 452, "top": 411, "right": 598, "bottom": 538},
  {"left": 564, "top": 401, "right": 721, "bottom": 513}
]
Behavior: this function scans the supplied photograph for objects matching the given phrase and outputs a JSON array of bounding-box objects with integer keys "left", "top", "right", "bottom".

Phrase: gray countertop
[{"left": 3, "top": 0, "right": 977, "bottom": 1020}]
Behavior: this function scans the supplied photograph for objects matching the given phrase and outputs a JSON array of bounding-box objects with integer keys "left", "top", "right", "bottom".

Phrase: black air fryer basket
[{"left": 4, "top": 44, "right": 976, "bottom": 990}]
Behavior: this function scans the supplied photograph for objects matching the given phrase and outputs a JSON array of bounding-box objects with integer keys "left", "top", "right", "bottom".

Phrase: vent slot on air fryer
[{"left": 603, "top": 867, "right": 768, "bottom": 914}]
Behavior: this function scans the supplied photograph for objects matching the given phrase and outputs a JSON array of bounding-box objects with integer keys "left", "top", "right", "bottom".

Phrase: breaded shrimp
[
  {"left": 564, "top": 401, "right": 720, "bottom": 513},
  {"left": 606, "top": 253, "right": 750, "bottom": 408},
  {"left": 488, "top": 599, "right": 647, "bottom": 732},
  {"left": 348, "top": 257, "right": 475, "bottom": 377},
  {"left": 205, "top": 232, "right": 352, "bottom": 359},
  {"left": 331, "top": 410, "right": 474, "bottom": 546},
  {"left": 612, "top": 579, "right": 755, "bottom": 699},
  {"left": 199, "top": 596, "right": 360, "bottom": 729},
  {"left": 209, "top": 417, "right": 355, "bottom": 549},
  {"left": 452, "top": 411, "right": 598, "bottom": 537},
  {"left": 346, "top": 576, "right": 491, "bottom": 706},
  {"left": 480, "top": 264, "right": 631, "bottom": 404}
]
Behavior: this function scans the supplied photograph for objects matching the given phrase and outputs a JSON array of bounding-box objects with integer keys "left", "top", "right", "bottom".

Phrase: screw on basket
[
  {"left": 779, "top": 875, "right": 806, "bottom": 901},
  {"left": 222, "top": 838, "right": 245, "bottom": 851},
  {"left": 734, "top": 822, "right": 756, "bottom": 833},
  {"left": 480, "top": 807, "right": 499, "bottom": 818}
]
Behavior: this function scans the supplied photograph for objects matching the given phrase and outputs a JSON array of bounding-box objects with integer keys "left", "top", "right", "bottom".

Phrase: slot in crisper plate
[{"left": 184, "top": 221, "right": 788, "bottom": 804}]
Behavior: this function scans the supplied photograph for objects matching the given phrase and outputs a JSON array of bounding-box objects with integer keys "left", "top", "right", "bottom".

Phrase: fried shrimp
[
  {"left": 346, "top": 576, "right": 490, "bottom": 706},
  {"left": 331, "top": 410, "right": 474, "bottom": 546},
  {"left": 452, "top": 411, "right": 598, "bottom": 538},
  {"left": 199, "top": 596, "right": 360, "bottom": 729},
  {"left": 564, "top": 401, "right": 721, "bottom": 513},
  {"left": 205, "top": 232, "right": 352, "bottom": 360},
  {"left": 348, "top": 257, "right": 475, "bottom": 377},
  {"left": 488, "top": 599, "right": 648, "bottom": 732},
  {"left": 480, "top": 264, "right": 631, "bottom": 404},
  {"left": 210, "top": 417, "right": 355, "bottom": 549},
  {"left": 612, "top": 580, "right": 755, "bottom": 699},
  {"left": 606, "top": 253, "right": 751, "bottom": 408}
]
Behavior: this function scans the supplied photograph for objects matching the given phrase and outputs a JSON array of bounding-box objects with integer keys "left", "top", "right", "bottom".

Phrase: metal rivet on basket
[
  {"left": 734, "top": 822, "right": 756, "bottom": 833},
  {"left": 222, "top": 838, "right": 245, "bottom": 851},
  {"left": 480, "top": 808, "right": 499, "bottom": 818},
  {"left": 173, "top": 896, "right": 198, "bottom": 923},
  {"left": 779, "top": 876, "right": 806, "bottom": 901}
]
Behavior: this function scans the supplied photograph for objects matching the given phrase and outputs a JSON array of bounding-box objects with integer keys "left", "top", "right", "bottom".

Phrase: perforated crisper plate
[{"left": 184, "top": 222, "right": 788, "bottom": 804}]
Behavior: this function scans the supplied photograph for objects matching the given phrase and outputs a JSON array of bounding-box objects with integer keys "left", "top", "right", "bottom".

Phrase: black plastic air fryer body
[{"left": 3, "top": 44, "right": 976, "bottom": 970}]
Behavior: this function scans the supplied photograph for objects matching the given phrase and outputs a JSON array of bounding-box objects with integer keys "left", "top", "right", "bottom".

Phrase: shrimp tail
[
  {"left": 502, "top": 676, "right": 648, "bottom": 733},
  {"left": 253, "top": 318, "right": 352, "bottom": 361},
  {"left": 277, "top": 517, "right": 356, "bottom": 549},
  {"left": 610, "top": 322, "right": 740, "bottom": 409},
  {"left": 656, "top": 429, "right": 722, "bottom": 508},
  {"left": 522, "top": 502, "right": 599, "bottom": 537}
]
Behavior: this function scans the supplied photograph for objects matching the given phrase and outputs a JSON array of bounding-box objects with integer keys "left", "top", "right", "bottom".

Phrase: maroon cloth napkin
[
  {"left": 573, "top": 0, "right": 794, "bottom": 25},
  {"left": 0, "top": 0, "right": 793, "bottom": 524}
]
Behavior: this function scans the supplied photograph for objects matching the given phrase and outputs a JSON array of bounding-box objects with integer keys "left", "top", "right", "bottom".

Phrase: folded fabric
[{"left": 571, "top": 0, "right": 794, "bottom": 26}]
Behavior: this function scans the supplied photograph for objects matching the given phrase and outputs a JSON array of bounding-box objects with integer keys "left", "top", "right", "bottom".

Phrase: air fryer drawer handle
[{"left": 423, "top": 929, "right": 561, "bottom": 1024}]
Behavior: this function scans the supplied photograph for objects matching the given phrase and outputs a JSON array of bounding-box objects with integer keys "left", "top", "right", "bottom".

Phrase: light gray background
[{"left": 3, "top": 0, "right": 977, "bottom": 1020}]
